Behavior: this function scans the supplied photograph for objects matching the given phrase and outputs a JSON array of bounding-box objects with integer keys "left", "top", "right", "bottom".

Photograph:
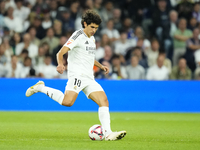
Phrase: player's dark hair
[{"left": 81, "top": 10, "right": 102, "bottom": 28}]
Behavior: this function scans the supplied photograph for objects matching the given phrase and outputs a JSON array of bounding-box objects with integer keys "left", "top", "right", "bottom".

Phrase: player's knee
[
  {"left": 62, "top": 98, "right": 74, "bottom": 107},
  {"left": 100, "top": 98, "right": 109, "bottom": 107},
  {"left": 62, "top": 101, "right": 74, "bottom": 107}
]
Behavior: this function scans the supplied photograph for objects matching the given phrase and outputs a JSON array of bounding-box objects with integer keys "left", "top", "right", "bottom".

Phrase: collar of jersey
[{"left": 81, "top": 29, "right": 91, "bottom": 38}]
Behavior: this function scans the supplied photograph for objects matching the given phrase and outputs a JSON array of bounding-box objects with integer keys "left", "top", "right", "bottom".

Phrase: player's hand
[
  {"left": 101, "top": 65, "right": 109, "bottom": 74},
  {"left": 57, "top": 64, "right": 65, "bottom": 74}
]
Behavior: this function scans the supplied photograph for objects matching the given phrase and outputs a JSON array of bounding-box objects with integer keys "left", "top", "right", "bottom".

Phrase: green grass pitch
[{"left": 0, "top": 112, "right": 200, "bottom": 150}]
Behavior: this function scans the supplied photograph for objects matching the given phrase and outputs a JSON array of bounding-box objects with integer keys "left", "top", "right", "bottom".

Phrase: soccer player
[{"left": 26, "top": 10, "right": 126, "bottom": 141}]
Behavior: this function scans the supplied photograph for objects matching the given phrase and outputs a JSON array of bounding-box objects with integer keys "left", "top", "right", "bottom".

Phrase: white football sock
[
  {"left": 38, "top": 85, "right": 64, "bottom": 105},
  {"left": 98, "top": 106, "right": 112, "bottom": 137}
]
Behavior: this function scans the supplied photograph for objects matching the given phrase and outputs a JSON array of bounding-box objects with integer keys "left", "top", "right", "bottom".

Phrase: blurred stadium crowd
[{"left": 1, "top": 0, "right": 200, "bottom": 80}]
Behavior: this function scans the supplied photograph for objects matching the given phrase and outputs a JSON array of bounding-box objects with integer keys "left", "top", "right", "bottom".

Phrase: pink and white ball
[{"left": 88, "top": 124, "right": 105, "bottom": 141}]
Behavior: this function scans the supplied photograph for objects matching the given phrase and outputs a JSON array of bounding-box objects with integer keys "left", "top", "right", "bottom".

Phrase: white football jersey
[{"left": 63, "top": 29, "right": 96, "bottom": 79}]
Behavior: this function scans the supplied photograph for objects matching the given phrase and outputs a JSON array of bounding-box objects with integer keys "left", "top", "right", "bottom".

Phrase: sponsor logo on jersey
[
  {"left": 85, "top": 41, "right": 89, "bottom": 44},
  {"left": 66, "top": 39, "right": 74, "bottom": 45},
  {"left": 86, "top": 46, "right": 96, "bottom": 54},
  {"left": 86, "top": 46, "right": 96, "bottom": 51},
  {"left": 88, "top": 51, "right": 95, "bottom": 54}
]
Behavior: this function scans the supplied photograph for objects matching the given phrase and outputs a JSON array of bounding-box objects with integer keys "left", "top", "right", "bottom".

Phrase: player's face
[{"left": 84, "top": 22, "right": 99, "bottom": 37}]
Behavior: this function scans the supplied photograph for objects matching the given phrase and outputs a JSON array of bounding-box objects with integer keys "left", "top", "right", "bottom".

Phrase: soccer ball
[{"left": 88, "top": 124, "right": 105, "bottom": 141}]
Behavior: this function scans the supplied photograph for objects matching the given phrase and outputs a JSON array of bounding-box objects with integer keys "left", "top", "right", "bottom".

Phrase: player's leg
[
  {"left": 25, "top": 80, "right": 79, "bottom": 107},
  {"left": 88, "top": 91, "right": 126, "bottom": 141},
  {"left": 25, "top": 81, "right": 64, "bottom": 104},
  {"left": 88, "top": 91, "right": 111, "bottom": 135},
  {"left": 62, "top": 90, "right": 78, "bottom": 107},
  {"left": 88, "top": 91, "right": 108, "bottom": 107},
  {"left": 83, "top": 80, "right": 126, "bottom": 141},
  {"left": 83, "top": 82, "right": 112, "bottom": 137}
]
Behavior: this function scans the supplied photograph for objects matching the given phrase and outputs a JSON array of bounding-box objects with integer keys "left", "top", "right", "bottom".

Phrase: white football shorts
[{"left": 65, "top": 75, "right": 104, "bottom": 98}]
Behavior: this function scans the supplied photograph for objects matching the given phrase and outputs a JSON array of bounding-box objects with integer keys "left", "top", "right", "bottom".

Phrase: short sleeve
[{"left": 63, "top": 32, "right": 80, "bottom": 50}]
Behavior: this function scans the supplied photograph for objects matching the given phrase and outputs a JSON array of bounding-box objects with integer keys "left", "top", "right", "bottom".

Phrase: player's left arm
[{"left": 94, "top": 60, "right": 109, "bottom": 74}]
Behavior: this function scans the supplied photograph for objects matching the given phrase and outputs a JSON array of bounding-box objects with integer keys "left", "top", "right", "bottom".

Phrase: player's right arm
[
  {"left": 56, "top": 46, "right": 70, "bottom": 74},
  {"left": 56, "top": 30, "right": 79, "bottom": 74}
]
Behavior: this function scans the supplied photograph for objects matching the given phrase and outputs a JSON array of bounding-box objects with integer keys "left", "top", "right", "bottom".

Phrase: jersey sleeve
[{"left": 63, "top": 32, "right": 80, "bottom": 50}]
